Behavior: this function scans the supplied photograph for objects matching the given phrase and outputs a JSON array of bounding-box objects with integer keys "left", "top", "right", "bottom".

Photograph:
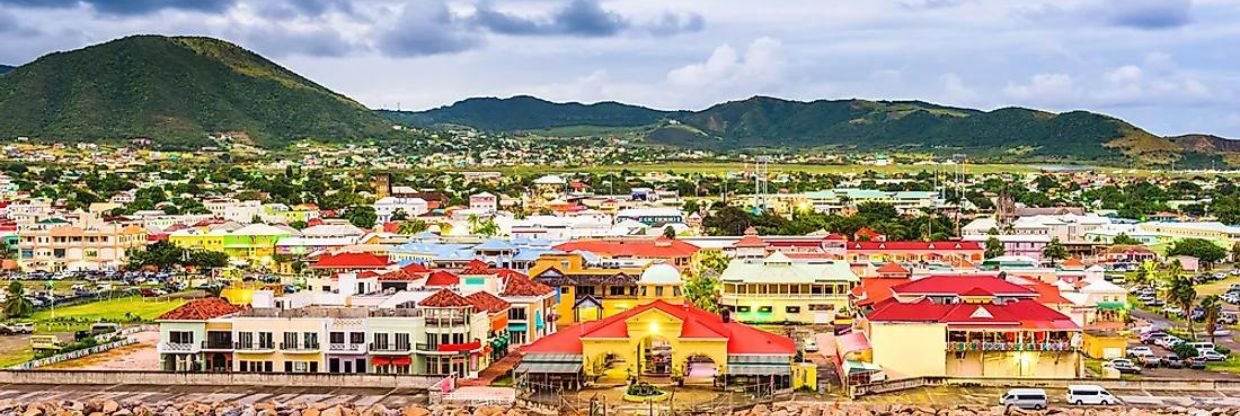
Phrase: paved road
[{"left": 0, "top": 384, "right": 429, "bottom": 408}]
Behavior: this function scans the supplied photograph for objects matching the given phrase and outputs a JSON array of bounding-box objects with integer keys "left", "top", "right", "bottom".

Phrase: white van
[
  {"left": 1186, "top": 342, "right": 1215, "bottom": 352},
  {"left": 1066, "top": 385, "right": 1119, "bottom": 406},
  {"left": 1000, "top": 388, "right": 1048, "bottom": 410}
]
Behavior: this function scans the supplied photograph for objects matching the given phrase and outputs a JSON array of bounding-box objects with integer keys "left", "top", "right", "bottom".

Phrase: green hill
[
  {"left": 0, "top": 35, "right": 393, "bottom": 148},
  {"left": 387, "top": 95, "right": 680, "bottom": 131},
  {"left": 0, "top": 65, "right": 13, "bottom": 75},
  {"left": 390, "top": 95, "right": 1188, "bottom": 162}
]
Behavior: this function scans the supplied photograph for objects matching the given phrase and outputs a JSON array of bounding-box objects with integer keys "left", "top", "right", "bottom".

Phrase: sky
[{"left": 1, "top": 0, "right": 1239, "bottom": 137}]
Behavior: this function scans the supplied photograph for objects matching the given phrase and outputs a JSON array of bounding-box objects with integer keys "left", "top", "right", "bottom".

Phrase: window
[
  {"left": 330, "top": 332, "right": 345, "bottom": 344},
  {"left": 168, "top": 331, "right": 194, "bottom": 344},
  {"left": 786, "top": 306, "right": 801, "bottom": 313},
  {"left": 737, "top": 306, "right": 751, "bottom": 313},
  {"left": 238, "top": 332, "right": 253, "bottom": 348},
  {"left": 577, "top": 286, "right": 595, "bottom": 296},
  {"left": 350, "top": 332, "right": 364, "bottom": 344},
  {"left": 283, "top": 332, "right": 298, "bottom": 349},
  {"left": 758, "top": 306, "right": 773, "bottom": 313},
  {"left": 673, "top": 287, "right": 681, "bottom": 296},
  {"left": 374, "top": 333, "right": 390, "bottom": 349},
  {"left": 509, "top": 308, "right": 527, "bottom": 321},
  {"left": 609, "top": 286, "right": 626, "bottom": 296},
  {"left": 303, "top": 332, "right": 318, "bottom": 348},
  {"left": 655, "top": 286, "right": 664, "bottom": 297},
  {"left": 395, "top": 333, "right": 410, "bottom": 350},
  {"left": 258, "top": 332, "right": 273, "bottom": 349},
  {"left": 559, "top": 286, "right": 569, "bottom": 294}
]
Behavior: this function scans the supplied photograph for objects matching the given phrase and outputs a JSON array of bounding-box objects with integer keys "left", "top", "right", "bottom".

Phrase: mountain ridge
[
  {"left": 388, "top": 95, "right": 1230, "bottom": 164},
  {"left": 0, "top": 35, "right": 393, "bottom": 149}
]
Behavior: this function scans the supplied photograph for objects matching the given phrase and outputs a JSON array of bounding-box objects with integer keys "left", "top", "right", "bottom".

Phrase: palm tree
[
  {"left": 398, "top": 219, "right": 429, "bottom": 235},
  {"left": 1167, "top": 276, "right": 1198, "bottom": 339},
  {"left": 1201, "top": 295, "right": 1222, "bottom": 343},
  {"left": 1131, "top": 267, "right": 1150, "bottom": 288},
  {"left": 3, "top": 281, "right": 34, "bottom": 319}
]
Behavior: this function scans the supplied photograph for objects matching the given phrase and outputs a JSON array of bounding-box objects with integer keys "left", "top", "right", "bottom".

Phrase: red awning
[
  {"left": 391, "top": 357, "right": 412, "bottom": 366},
  {"left": 438, "top": 341, "right": 482, "bottom": 352},
  {"left": 371, "top": 357, "right": 391, "bottom": 366}
]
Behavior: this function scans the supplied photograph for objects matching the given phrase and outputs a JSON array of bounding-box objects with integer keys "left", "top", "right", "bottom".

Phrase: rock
[
  {"left": 303, "top": 409, "right": 321, "bottom": 416},
  {"left": 400, "top": 407, "right": 428, "bottom": 416},
  {"left": 114, "top": 410, "right": 134, "bottom": 416},
  {"left": 321, "top": 406, "right": 342, "bottom": 416},
  {"left": 101, "top": 401, "right": 121, "bottom": 414},
  {"left": 471, "top": 406, "right": 503, "bottom": 416}
]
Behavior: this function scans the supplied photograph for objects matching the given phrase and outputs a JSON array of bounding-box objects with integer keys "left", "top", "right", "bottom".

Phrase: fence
[
  {"left": 849, "top": 376, "right": 1240, "bottom": 398},
  {"left": 8, "top": 337, "right": 138, "bottom": 370},
  {"left": 0, "top": 370, "right": 446, "bottom": 389}
]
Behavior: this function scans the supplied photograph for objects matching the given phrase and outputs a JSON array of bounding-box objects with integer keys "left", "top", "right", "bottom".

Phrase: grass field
[{"left": 30, "top": 296, "right": 186, "bottom": 332}]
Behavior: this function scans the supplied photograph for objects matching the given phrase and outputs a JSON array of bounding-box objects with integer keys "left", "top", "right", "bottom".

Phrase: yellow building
[
  {"left": 719, "top": 252, "right": 859, "bottom": 324},
  {"left": 516, "top": 299, "right": 799, "bottom": 390},
  {"left": 846, "top": 276, "right": 1083, "bottom": 383},
  {"left": 531, "top": 253, "right": 682, "bottom": 326},
  {"left": 17, "top": 216, "right": 148, "bottom": 272}
]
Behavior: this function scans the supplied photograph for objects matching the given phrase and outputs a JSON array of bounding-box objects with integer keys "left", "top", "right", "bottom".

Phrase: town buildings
[
  {"left": 16, "top": 214, "right": 148, "bottom": 271},
  {"left": 718, "top": 252, "right": 859, "bottom": 324}
]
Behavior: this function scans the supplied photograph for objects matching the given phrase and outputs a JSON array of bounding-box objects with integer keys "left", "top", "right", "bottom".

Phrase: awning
[
  {"left": 391, "top": 357, "right": 412, "bottom": 366},
  {"left": 515, "top": 362, "right": 583, "bottom": 374},
  {"left": 728, "top": 365, "right": 791, "bottom": 376},
  {"left": 837, "top": 332, "right": 871, "bottom": 357},
  {"left": 371, "top": 357, "right": 391, "bottom": 366},
  {"left": 1097, "top": 301, "right": 1128, "bottom": 312},
  {"left": 508, "top": 323, "right": 529, "bottom": 332}
]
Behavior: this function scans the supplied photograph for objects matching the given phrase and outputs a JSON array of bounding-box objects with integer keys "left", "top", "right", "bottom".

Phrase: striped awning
[{"left": 515, "top": 362, "right": 583, "bottom": 374}]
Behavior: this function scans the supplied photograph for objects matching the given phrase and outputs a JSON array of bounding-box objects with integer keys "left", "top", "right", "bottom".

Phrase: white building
[
  {"left": 373, "top": 197, "right": 429, "bottom": 223},
  {"left": 469, "top": 192, "right": 498, "bottom": 213}
]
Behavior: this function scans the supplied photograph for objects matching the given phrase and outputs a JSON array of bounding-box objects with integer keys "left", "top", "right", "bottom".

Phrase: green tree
[
  {"left": 1131, "top": 266, "right": 1150, "bottom": 287},
  {"left": 398, "top": 219, "right": 429, "bottom": 235},
  {"left": 984, "top": 236, "right": 1005, "bottom": 259},
  {"left": 345, "top": 205, "right": 378, "bottom": 229},
  {"left": 3, "top": 281, "right": 34, "bottom": 318},
  {"left": 1112, "top": 233, "right": 1141, "bottom": 245},
  {"left": 703, "top": 206, "right": 751, "bottom": 236},
  {"left": 1201, "top": 295, "right": 1222, "bottom": 344},
  {"left": 288, "top": 220, "right": 308, "bottom": 230},
  {"left": 1167, "top": 238, "right": 1228, "bottom": 266},
  {"left": 684, "top": 251, "right": 729, "bottom": 314},
  {"left": 1167, "top": 276, "right": 1198, "bottom": 340},
  {"left": 391, "top": 209, "right": 409, "bottom": 221},
  {"left": 1042, "top": 237, "right": 1069, "bottom": 263},
  {"left": 662, "top": 225, "right": 677, "bottom": 239}
]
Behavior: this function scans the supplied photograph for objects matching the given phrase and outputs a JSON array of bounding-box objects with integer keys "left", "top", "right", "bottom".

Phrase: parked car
[
  {"left": 1130, "top": 351, "right": 1161, "bottom": 368},
  {"left": 1105, "top": 358, "right": 1142, "bottom": 374},
  {"left": 1067, "top": 385, "right": 1120, "bottom": 405},
  {"left": 1220, "top": 312, "right": 1238, "bottom": 325},
  {"left": 802, "top": 338, "right": 819, "bottom": 353},
  {"left": 0, "top": 322, "right": 34, "bottom": 335},
  {"left": 1000, "top": 388, "right": 1048, "bottom": 410},
  {"left": 1161, "top": 355, "right": 1184, "bottom": 369},
  {"left": 1128, "top": 345, "right": 1155, "bottom": 356},
  {"left": 1186, "top": 357, "right": 1208, "bottom": 369},
  {"left": 1162, "top": 306, "right": 1185, "bottom": 316},
  {"left": 1140, "top": 332, "right": 1167, "bottom": 344},
  {"left": 1199, "top": 350, "right": 1228, "bottom": 361},
  {"left": 1156, "top": 336, "right": 1183, "bottom": 349}
]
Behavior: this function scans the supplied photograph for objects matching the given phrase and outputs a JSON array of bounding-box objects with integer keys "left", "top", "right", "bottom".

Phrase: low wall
[
  {"left": 851, "top": 376, "right": 1240, "bottom": 397},
  {"left": 0, "top": 370, "right": 444, "bottom": 390}
]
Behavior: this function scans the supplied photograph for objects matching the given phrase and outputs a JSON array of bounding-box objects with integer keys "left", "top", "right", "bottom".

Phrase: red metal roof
[
  {"left": 425, "top": 270, "right": 461, "bottom": 287},
  {"left": 465, "top": 291, "right": 511, "bottom": 314},
  {"left": 866, "top": 298, "right": 1077, "bottom": 330},
  {"left": 875, "top": 262, "right": 909, "bottom": 274},
  {"left": 463, "top": 259, "right": 491, "bottom": 274},
  {"left": 158, "top": 298, "right": 243, "bottom": 320},
  {"left": 500, "top": 274, "right": 554, "bottom": 297},
  {"left": 851, "top": 277, "right": 909, "bottom": 307},
  {"left": 1009, "top": 276, "right": 1073, "bottom": 305},
  {"left": 522, "top": 300, "right": 796, "bottom": 355},
  {"left": 554, "top": 237, "right": 700, "bottom": 258},
  {"left": 848, "top": 241, "right": 983, "bottom": 251},
  {"left": 418, "top": 288, "right": 473, "bottom": 308},
  {"left": 890, "top": 275, "right": 1035, "bottom": 297},
  {"left": 311, "top": 252, "right": 391, "bottom": 269},
  {"left": 733, "top": 234, "right": 769, "bottom": 248},
  {"left": 401, "top": 262, "right": 430, "bottom": 273}
]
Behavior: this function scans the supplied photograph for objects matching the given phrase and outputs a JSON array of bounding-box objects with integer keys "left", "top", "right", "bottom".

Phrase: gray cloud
[
  {"left": 378, "top": 1, "right": 480, "bottom": 57},
  {"left": 1100, "top": 0, "right": 1192, "bottom": 29},
  {"left": 239, "top": 27, "right": 359, "bottom": 58},
  {"left": 255, "top": 0, "right": 360, "bottom": 21},
  {"left": 0, "top": 0, "right": 237, "bottom": 15},
  {"left": 472, "top": 0, "right": 702, "bottom": 37}
]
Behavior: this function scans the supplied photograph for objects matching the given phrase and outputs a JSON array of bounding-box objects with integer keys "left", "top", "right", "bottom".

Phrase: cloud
[
  {"left": 1021, "top": 0, "right": 1193, "bottom": 30},
  {"left": 377, "top": 1, "right": 480, "bottom": 57},
  {"left": 471, "top": 0, "right": 702, "bottom": 37},
  {"left": 1002, "top": 73, "right": 1076, "bottom": 104},
  {"left": 666, "top": 37, "right": 784, "bottom": 89},
  {"left": 940, "top": 73, "right": 979, "bottom": 104},
  {"left": 255, "top": 0, "right": 359, "bottom": 20},
  {"left": 0, "top": 0, "right": 237, "bottom": 16},
  {"left": 239, "top": 26, "right": 359, "bottom": 58},
  {"left": 0, "top": 10, "right": 40, "bottom": 37}
]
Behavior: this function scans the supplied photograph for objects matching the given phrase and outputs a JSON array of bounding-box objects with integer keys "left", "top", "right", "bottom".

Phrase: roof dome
[{"left": 640, "top": 263, "right": 682, "bottom": 285}]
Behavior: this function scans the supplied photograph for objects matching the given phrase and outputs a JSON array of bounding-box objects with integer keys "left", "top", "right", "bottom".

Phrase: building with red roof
[
  {"left": 425, "top": 270, "right": 461, "bottom": 287},
  {"left": 846, "top": 273, "right": 1083, "bottom": 383},
  {"left": 499, "top": 273, "right": 558, "bottom": 346},
  {"left": 310, "top": 252, "right": 392, "bottom": 271},
  {"left": 845, "top": 241, "right": 984, "bottom": 265},
  {"left": 157, "top": 297, "right": 245, "bottom": 372},
  {"left": 553, "top": 236, "right": 700, "bottom": 268},
  {"left": 517, "top": 299, "right": 797, "bottom": 390}
]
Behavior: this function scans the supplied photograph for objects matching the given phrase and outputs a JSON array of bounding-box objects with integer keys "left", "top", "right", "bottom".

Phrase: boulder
[
  {"left": 114, "top": 409, "right": 134, "bottom": 416},
  {"left": 400, "top": 408, "right": 428, "bottom": 416},
  {"left": 102, "top": 401, "right": 121, "bottom": 414}
]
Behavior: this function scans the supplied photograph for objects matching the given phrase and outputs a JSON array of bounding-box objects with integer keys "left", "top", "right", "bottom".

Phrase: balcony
[
  {"left": 415, "top": 341, "right": 481, "bottom": 354},
  {"left": 424, "top": 317, "right": 470, "bottom": 326},
  {"left": 234, "top": 342, "right": 276, "bottom": 352},
  {"left": 946, "top": 341, "right": 1075, "bottom": 352},
  {"left": 369, "top": 342, "right": 412, "bottom": 354},
  {"left": 201, "top": 340, "right": 234, "bottom": 351},
  {"left": 280, "top": 342, "right": 321, "bottom": 352},
  {"left": 157, "top": 342, "right": 200, "bottom": 354},
  {"left": 328, "top": 343, "right": 367, "bottom": 354}
]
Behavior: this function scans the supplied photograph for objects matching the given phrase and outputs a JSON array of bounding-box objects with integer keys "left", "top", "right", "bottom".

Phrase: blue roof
[{"left": 475, "top": 239, "right": 516, "bottom": 251}]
